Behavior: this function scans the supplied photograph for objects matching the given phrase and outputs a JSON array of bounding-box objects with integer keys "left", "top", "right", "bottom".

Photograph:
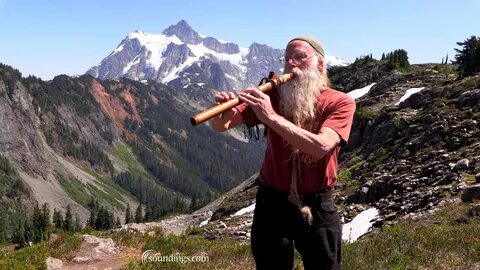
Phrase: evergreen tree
[
  {"left": 125, "top": 204, "right": 133, "bottom": 224},
  {"left": 74, "top": 214, "right": 82, "bottom": 231},
  {"left": 53, "top": 209, "right": 64, "bottom": 229},
  {"left": 87, "top": 196, "right": 98, "bottom": 210},
  {"left": 13, "top": 221, "right": 26, "bottom": 246},
  {"left": 134, "top": 204, "right": 143, "bottom": 223},
  {"left": 64, "top": 205, "right": 74, "bottom": 232},
  {"left": 88, "top": 208, "right": 96, "bottom": 228},
  {"left": 454, "top": 35, "right": 480, "bottom": 78}
]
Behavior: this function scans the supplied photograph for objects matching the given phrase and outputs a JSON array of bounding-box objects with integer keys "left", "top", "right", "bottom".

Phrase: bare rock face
[{"left": 0, "top": 79, "right": 48, "bottom": 175}]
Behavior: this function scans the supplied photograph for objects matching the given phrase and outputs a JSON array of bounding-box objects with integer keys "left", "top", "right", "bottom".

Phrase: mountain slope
[{"left": 0, "top": 63, "right": 265, "bottom": 244}]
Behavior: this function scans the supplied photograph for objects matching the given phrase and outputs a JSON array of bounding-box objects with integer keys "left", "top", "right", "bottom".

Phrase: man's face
[{"left": 284, "top": 40, "right": 322, "bottom": 73}]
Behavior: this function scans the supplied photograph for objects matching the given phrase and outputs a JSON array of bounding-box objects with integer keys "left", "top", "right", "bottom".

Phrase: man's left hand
[{"left": 238, "top": 87, "right": 277, "bottom": 124}]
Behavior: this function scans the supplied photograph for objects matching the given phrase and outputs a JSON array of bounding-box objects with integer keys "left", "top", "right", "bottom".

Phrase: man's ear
[{"left": 317, "top": 57, "right": 325, "bottom": 73}]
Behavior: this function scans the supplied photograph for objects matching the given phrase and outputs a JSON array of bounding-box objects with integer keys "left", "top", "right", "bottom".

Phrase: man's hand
[
  {"left": 238, "top": 87, "right": 277, "bottom": 124},
  {"left": 215, "top": 91, "right": 236, "bottom": 103},
  {"left": 211, "top": 91, "right": 243, "bottom": 132}
]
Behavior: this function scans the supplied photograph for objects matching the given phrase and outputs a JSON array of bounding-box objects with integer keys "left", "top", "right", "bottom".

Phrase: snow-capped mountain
[{"left": 86, "top": 20, "right": 348, "bottom": 93}]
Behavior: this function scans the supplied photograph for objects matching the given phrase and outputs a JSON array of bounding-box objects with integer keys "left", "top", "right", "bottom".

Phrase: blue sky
[{"left": 1, "top": 0, "right": 478, "bottom": 80}]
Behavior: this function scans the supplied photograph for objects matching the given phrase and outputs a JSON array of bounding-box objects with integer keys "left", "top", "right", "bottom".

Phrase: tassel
[{"left": 301, "top": 206, "right": 313, "bottom": 226}]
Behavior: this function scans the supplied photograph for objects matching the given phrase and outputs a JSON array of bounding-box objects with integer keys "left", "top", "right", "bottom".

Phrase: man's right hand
[
  {"left": 211, "top": 91, "right": 244, "bottom": 132},
  {"left": 215, "top": 91, "right": 236, "bottom": 103}
]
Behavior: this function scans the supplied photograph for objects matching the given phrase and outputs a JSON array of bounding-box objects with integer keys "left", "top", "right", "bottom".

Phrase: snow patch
[
  {"left": 232, "top": 203, "right": 256, "bottom": 217},
  {"left": 199, "top": 217, "right": 210, "bottom": 227},
  {"left": 161, "top": 41, "right": 249, "bottom": 83},
  {"left": 123, "top": 57, "right": 140, "bottom": 73},
  {"left": 127, "top": 31, "right": 182, "bottom": 70},
  {"left": 347, "top": 83, "right": 376, "bottom": 100},
  {"left": 111, "top": 44, "right": 124, "bottom": 56},
  {"left": 342, "top": 208, "right": 379, "bottom": 243},
  {"left": 395, "top": 87, "right": 425, "bottom": 105}
]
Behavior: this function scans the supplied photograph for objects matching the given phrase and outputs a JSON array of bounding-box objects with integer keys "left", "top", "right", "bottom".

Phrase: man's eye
[{"left": 292, "top": 53, "right": 307, "bottom": 60}]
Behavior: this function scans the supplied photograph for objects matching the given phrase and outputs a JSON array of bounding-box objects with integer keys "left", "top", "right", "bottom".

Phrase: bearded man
[{"left": 211, "top": 36, "right": 356, "bottom": 270}]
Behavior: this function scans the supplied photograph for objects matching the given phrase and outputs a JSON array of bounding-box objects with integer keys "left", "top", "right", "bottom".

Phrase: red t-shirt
[{"left": 238, "top": 88, "right": 356, "bottom": 193}]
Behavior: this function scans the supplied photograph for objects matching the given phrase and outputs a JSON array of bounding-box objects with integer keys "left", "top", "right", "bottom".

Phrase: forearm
[{"left": 266, "top": 114, "right": 339, "bottom": 160}]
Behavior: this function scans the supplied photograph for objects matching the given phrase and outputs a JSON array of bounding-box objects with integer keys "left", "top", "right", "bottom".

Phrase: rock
[
  {"left": 82, "top": 235, "right": 119, "bottom": 255},
  {"left": 454, "top": 159, "right": 470, "bottom": 171},
  {"left": 461, "top": 184, "right": 480, "bottom": 203},
  {"left": 476, "top": 173, "right": 480, "bottom": 183},
  {"left": 438, "top": 172, "right": 458, "bottom": 184},
  {"left": 72, "top": 256, "right": 91, "bottom": 263},
  {"left": 46, "top": 257, "right": 63, "bottom": 270}
]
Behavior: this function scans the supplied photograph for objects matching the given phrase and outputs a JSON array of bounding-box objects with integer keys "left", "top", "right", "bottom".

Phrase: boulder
[{"left": 461, "top": 184, "right": 480, "bottom": 203}]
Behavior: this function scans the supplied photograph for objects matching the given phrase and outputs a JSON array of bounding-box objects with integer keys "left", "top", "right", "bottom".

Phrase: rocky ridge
[{"left": 172, "top": 63, "right": 480, "bottom": 241}]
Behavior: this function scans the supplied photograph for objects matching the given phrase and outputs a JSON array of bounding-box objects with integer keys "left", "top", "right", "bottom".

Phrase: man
[{"left": 211, "top": 36, "right": 356, "bottom": 270}]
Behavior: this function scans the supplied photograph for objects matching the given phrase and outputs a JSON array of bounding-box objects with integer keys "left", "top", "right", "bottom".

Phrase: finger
[
  {"left": 228, "top": 92, "right": 236, "bottom": 99},
  {"left": 243, "top": 87, "right": 264, "bottom": 98},
  {"left": 214, "top": 93, "right": 224, "bottom": 102},
  {"left": 215, "top": 92, "right": 230, "bottom": 102},
  {"left": 239, "top": 92, "right": 259, "bottom": 104},
  {"left": 238, "top": 94, "right": 255, "bottom": 106}
]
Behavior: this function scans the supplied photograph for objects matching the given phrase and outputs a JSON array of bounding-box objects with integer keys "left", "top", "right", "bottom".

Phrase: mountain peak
[{"left": 162, "top": 20, "right": 203, "bottom": 45}]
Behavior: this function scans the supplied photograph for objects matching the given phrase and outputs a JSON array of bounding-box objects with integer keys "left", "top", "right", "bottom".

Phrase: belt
[
  {"left": 300, "top": 188, "right": 334, "bottom": 204},
  {"left": 257, "top": 183, "right": 334, "bottom": 204}
]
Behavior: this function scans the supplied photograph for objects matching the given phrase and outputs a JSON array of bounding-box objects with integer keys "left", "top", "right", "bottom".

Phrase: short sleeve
[{"left": 321, "top": 93, "right": 356, "bottom": 146}]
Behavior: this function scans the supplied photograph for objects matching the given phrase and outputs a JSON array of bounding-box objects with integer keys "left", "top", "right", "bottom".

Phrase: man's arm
[
  {"left": 267, "top": 114, "right": 340, "bottom": 160},
  {"left": 210, "top": 91, "right": 245, "bottom": 132},
  {"left": 238, "top": 87, "right": 352, "bottom": 160}
]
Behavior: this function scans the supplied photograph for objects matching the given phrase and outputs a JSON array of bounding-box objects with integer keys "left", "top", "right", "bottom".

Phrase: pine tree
[
  {"left": 454, "top": 35, "right": 480, "bottom": 78},
  {"left": 134, "top": 204, "right": 143, "bottom": 223},
  {"left": 88, "top": 208, "right": 96, "bottom": 228},
  {"left": 74, "top": 214, "right": 82, "bottom": 231},
  {"left": 64, "top": 205, "right": 74, "bottom": 232},
  {"left": 125, "top": 204, "right": 133, "bottom": 224},
  {"left": 53, "top": 209, "right": 63, "bottom": 229}
]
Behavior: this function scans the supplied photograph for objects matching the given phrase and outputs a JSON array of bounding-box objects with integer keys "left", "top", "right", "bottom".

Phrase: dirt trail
[{"left": 47, "top": 234, "right": 140, "bottom": 270}]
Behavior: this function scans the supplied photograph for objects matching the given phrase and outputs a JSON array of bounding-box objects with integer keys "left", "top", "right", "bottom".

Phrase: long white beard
[{"left": 279, "top": 63, "right": 325, "bottom": 127}]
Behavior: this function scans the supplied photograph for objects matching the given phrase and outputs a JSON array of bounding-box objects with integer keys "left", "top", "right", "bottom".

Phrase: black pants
[{"left": 251, "top": 184, "right": 342, "bottom": 270}]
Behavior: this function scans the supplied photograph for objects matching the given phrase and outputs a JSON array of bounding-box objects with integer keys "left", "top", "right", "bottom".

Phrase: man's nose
[{"left": 285, "top": 59, "right": 297, "bottom": 69}]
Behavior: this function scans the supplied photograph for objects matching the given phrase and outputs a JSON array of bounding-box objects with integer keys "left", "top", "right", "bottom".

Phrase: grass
[
  {"left": 338, "top": 159, "right": 366, "bottom": 196},
  {"left": 342, "top": 203, "right": 480, "bottom": 270},
  {"left": 56, "top": 171, "right": 125, "bottom": 210},
  {"left": 464, "top": 173, "right": 477, "bottom": 185},
  {"left": 112, "top": 142, "right": 155, "bottom": 182},
  {"left": 56, "top": 172, "right": 90, "bottom": 208},
  {"left": 357, "top": 106, "right": 378, "bottom": 118},
  {"left": 2, "top": 200, "right": 479, "bottom": 269},
  {"left": 84, "top": 168, "right": 134, "bottom": 209},
  {"left": 0, "top": 233, "right": 81, "bottom": 270}
]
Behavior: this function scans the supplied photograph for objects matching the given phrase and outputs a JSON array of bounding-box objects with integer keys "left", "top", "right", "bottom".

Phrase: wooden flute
[{"left": 190, "top": 72, "right": 294, "bottom": 126}]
